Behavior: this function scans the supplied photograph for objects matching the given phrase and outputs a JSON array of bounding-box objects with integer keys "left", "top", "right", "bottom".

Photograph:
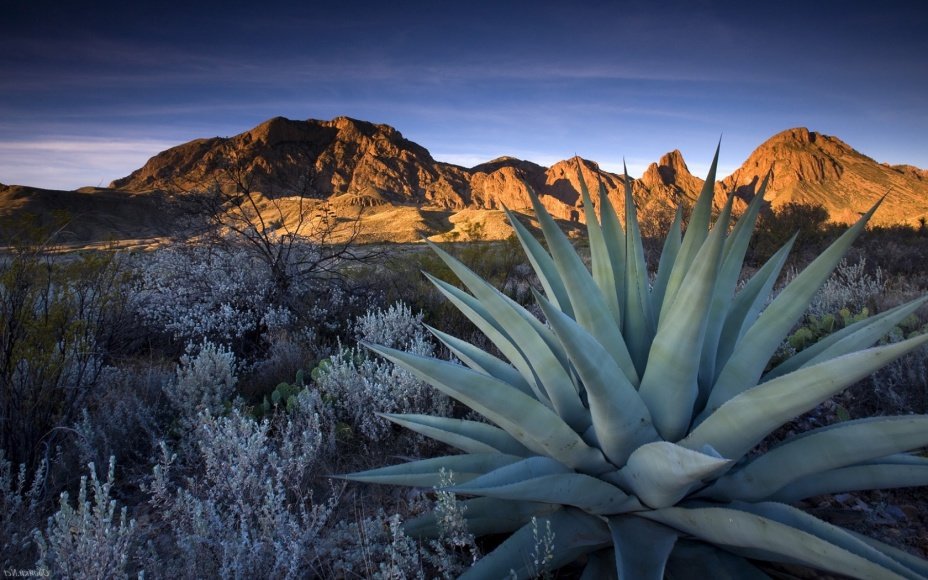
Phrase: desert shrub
[
  {"left": 315, "top": 469, "right": 478, "bottom": 579},
  {"left": 375, "top": 239, "right": 534, "bottom": 354},
  {"left": 857, "top": 223, "right": 928, "bottom": 279},
  {"left": 147, "top": 401, "right": 334, "bottom": 579},
  {"left": 312, "top": 303, "right": 452, "bottom": 448},
  {"left": 33, "top": 457, "right": 137, "bottom": 579},
  {"left": 163, "top": 340, "right": 238, "bottom": 433},
  {"left": 860, "top": 317, "right": 928, "bottom": 415},
  {"left": 73, "top": 364, "right": 167, "bottom": 477},
  {"left": 135, "top": 243, "right": 279, "bottom": 352},
  {"left": 135, "top": 240, "right": 366, "bottom": 364},
  {"left": 316, "top": 509, "right": 426, "bottom": 579},
  {"left": 807, "top": 257, "right": 884, "bottom": 317},
  {"left": 246, "top": 329, "right": 316, "bottom": 400},
  {"left": 0, "top": 244, "right": 135, "bottom": 467},
  {"left": 1, "top": 451, "right": 47, "bottom": 568},
  {"left": 749, "top": 202, "right": 839, "bottom": 265}
]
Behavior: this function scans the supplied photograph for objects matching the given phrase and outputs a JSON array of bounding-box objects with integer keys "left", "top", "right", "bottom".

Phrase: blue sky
[{"left": 2, "top": 0, "right": 926, "bottom": 190}]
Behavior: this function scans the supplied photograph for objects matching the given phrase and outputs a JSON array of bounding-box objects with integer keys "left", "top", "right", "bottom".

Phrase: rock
[
  {"left": 48, "top": 116, "right": 928, "bottom": 239},
  {"left": 720, "top": 127, "right": 928, "bottom": 226}
]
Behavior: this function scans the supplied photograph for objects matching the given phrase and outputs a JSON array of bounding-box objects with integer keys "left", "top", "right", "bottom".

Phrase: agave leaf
[
  {"left": 617, "top": 442, "right": 731, "bottom": 509},
  {"left": 578, "top": 167, "right": 621, "bottom": 327},
  {"left": 379, "top": 413, "right": 532, "bottom": 456},
  {"left": 425, "top": 324, "right": 533, "bottom": 396},
  {"left": 666, "top": 541, "right": 772, "bottom": 580},
  {"left": 685, "top": 333, "right": 928, "bottom": 462},
  {"left": 461, "top": 509, "right": 611, "bottom": 580},
  {"left": 338, "top": 453, "right": 522, "bottom": 487},
  {"left": 425, "top": 273, "right": 547, "bottom": 402},
  {"left": 622, "top": 165, "right": 656, "bottom": 375},
  {"left": 643, "top": 505, "right": 909, "bottom": 579},
  {"left": 527, "top": 190, "right": 641, "bottom": 386},
  {"left": 609, "top": 516, "right": 678, "bottom": 580},
  {"left": 706, "top": 415, "right": 928, "bottom": 501},
  {"left": 848, "top": 531, "right": 928, "bottom": 579},
  {"left": 425, "top": 271, "right": 591, "bottom": 430},
  {"left": 365, "top": 343, "right": 614, "bottom": 475},
  {"left": 639, "top": 198, "right": 728, "bottom": 441},
  {"left": 451, "top": 454, "right": 571, "bottom": 481},
  {"left": 651, "top": 203, "right": 684, "bottom": 317},
  {"left": 714, "top": 235, "right": 797, "bottom": 374},
  {"left": 659, "top": 141, "right": 720, "bottom": 323},
  {"left": 534, "top": 291, "right": 658, "bottom": 466},
  {"left": 451, "top": 466, "right": 639, "bottom": 515},
  {"left": 404, "top": 496, "right": 560, "bottom": 538},
  {"left": 580, "top": 549, "right": 619, "bottom": 580},
  {"left": 772, "top": 462, "right": 928, "bottom": 504},
  {"left": 504, "top": 206, "right": 574, "bottom": 317},
  {"left": 700, "top": 177, "right": 769, "bottom": 389},
  {"left": 720, "top": 171, "right": 769, "bottom": 263},
  {"left": 425, "top": 241, "right": 575, "bottom": 371},
  {"left": 706, "top": 198, "right": 884, "bottom": 413},
  {"left": 721, "top": 501, "right": 923, "bottom": 580},
  {"left": 597, "top": 178, "right": 627, "bottom": 328},
  {"left": 764, "top": 296, "right": 928, "bottom": 380}
]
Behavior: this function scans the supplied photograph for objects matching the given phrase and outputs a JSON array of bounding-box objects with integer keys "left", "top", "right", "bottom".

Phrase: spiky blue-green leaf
[
  {"left": 772, "top": 461, "right": 928, "bottom": 503},
  {"left": 714, "top": 234, "right": 797, "bottom": 374},
  {"left": 643, "top": 504, "right": 909, "bottom": 579},
  {"left": 764, "top": 296, "right": 928, "bottom": 380},
  {"left": 597, "top": 179, "right": 627, "bottom": 328},
  {"left": 639, "top": 198, "right": 728, "bottom": 440},
  {"left": 651, "top": 203, "right": 684, "bottom": 317},
  {"left": 426, "top": 268, "right": 591, "bottom": 429},
  {"left": 706, "top": 198, "right": 884, "bottom": 413},
  {"left": 451, "top": 460, "right": 638, "bottom": 515},
  {"left": 365, "top": 343, "right": 613, "bottom": 474},
  {"left": 404, "top": 497, "right": 560, "bottom": 538},
  {"left": 534, "top": 290, "right": 657, "bottom": 466},
  {"left": 461, "top": 509, "right": 611, "bottom": 580},
  {"left": 425, "top": 272, "right": 546, "bottom": 401},
  {"left": 379, "top": 413, "right": 531, "bottom": 456},
  {"left": 659, "top": 141, "right": 720, "bottom": 323},
  {"left": 621, "top": 165, "right": 656, "bottom": 375},
  {"left": 580, "top": 549, "right": 619, "bottom": 580},
  {"left": 425, "top": 324, "right": 533, "bottom": 396},
  {"left": 705, "top": 416, "right": 928, "bottom": 501},
  {"left": 504, "top": 206, "right": 574, "bottom": 317},
  {"left": 338, "top": 453, "right": 521, "bottom": 487},
  {"left": 528, "top": 189, "right": 640, "bottom": 386},
  {"left": 578, "top": 166, "right": 622, "bottom": 327},
  {"left": 700, "top": 176, "right": 770, "bottom": 388},
  {"left": 685, "top": 333, "right": 928, "bottom": 461},
  {"left": 666, "top": 541, "right": 771, "bottom": 580},
  {"left": 609, "top": 516, "right": 678, "bottom": 580},
  {"left": 723, "top": 501, "right": 923, "bottom": 580}
]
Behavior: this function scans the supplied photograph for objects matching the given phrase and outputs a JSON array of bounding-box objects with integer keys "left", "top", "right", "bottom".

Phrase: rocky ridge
[
  {"left": 3, "top": 118, "right": 927, "bottom": 247},
  {"left": 112, "top": 117, "right": 928, "bottom": 229}
]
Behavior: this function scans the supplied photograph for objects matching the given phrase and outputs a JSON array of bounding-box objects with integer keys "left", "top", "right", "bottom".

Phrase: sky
[{"left": 2, "top": 0, "right": 927, "bottom": 190}]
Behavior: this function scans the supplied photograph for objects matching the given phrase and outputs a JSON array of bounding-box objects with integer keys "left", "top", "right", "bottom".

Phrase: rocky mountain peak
[
  {"left": 641, "top": 149, "right": 693, "bottom": 187},
  {"left": 100, "top": 117, "right": 928, "bottom": 232}
]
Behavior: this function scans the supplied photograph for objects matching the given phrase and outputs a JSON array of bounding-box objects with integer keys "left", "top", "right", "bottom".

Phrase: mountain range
[{"left": 2, "top": 116, "right": 927, "bottom": 247}]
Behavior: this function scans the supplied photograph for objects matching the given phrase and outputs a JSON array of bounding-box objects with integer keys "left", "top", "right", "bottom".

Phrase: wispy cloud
[{"left": 0, "top": 138, "right": 177, "bottom": 190}]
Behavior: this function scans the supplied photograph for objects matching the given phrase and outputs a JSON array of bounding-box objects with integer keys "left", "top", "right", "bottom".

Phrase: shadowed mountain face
[{"left": 3, "top": 117, "right": 927, "bottom": 247}]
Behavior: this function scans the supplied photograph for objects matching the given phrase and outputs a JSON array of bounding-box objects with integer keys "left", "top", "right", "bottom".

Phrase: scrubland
[{"left": 1, "top": 204, "right": 927, "bottom": 578}]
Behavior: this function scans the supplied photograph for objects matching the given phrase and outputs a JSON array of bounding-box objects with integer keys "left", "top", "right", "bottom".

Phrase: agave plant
[{"left": 344, "top": 146, "right": 928, "bottom": 579}]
